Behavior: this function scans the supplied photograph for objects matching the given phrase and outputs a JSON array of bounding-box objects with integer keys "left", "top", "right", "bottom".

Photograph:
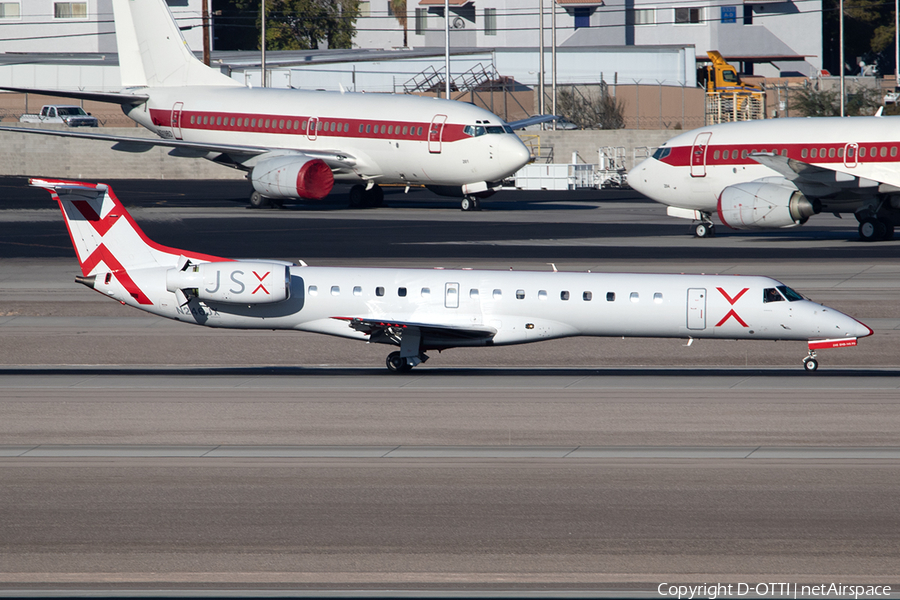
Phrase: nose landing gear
[
  {"left": 461, "top": 196, "right": 482, "bottom": 211},
  {"left": 803, "top": 351, "right": 819, "bottom": 373}
]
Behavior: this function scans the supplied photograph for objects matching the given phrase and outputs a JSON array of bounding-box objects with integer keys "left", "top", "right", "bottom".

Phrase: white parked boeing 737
[
  {"left": 0, "top": 0, "right": 531, "bottom": 211},
  {"left": 630, "top": 116, "right": 900, "bottom": 240},
  {"left": 32, "top": 178, "right": 871, "bottom": 372}
]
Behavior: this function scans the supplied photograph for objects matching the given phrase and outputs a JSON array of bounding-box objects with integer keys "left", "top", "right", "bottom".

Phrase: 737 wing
[
  {"left": 749, "top": 151, "right": 898, "bottom": 197},
  {"left": 0, "top": 125, "right": 358, "bottom": 171}
]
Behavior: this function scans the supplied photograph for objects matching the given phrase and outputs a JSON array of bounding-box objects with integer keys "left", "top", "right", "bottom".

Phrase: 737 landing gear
[
  {"left": 803, "top": 351, "right": 819, "bottom": 373},
  {"left": 694, "top": 220, "right": 715, "bottom": 238},
  {"left": 249, "top": 190, "right": 271, "bottom": 209},
  {"left": 461, "top": 196, "right": 481, "bottom": 211},
  {"left": 858, "top": 216, "right": 894, "bottom": 242},
  {"left": 385, "top": 351, "right": 429, "bottom": 373}
]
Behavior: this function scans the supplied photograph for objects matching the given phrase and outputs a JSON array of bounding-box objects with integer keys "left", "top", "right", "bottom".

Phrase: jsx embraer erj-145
[
  {"left": 630, "top": 116, "right": 900, "bottom": 241},
  {"left": 0, "top": 0, "right": 532, "bottom": 211},
  {"left": 33, "top": 178, "right": 871, "bottom": 372}
]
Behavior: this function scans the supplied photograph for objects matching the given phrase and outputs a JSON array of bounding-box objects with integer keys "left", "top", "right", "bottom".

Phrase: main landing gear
[
  {"left": 460, "top": 195, "right": 482, "bottom": 211},
  {"left": 249, "top": 191, "right": 284, "bottom": 209},
  {"left": 349, "top": 183, "right": 384, "bottom": 208},
  {"left": 857, "top": 215, "right": 895, "bottom": 242},
  {"left": 385, "top": 351, "right": 429, "bottom": 373}
]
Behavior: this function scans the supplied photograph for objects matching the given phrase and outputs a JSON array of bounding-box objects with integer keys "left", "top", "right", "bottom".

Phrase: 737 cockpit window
[
  {"left": 652, "top": 147, "right": 671, "bottom": 160},
  {"left": 764, "top": 288, "right": 785, "bottom": 303},
  {"left": 464, "top": 124, "right": 514, "bottom": 137}
]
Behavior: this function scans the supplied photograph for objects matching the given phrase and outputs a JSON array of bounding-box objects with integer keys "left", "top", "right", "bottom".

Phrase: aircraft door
[
  {"left": 687, "top": 288, "right": 706, "bottom": 330},
  {"left": 690, "top": 132, "right": 712, "bottom": 177},
  {"left": 171, "top": 102, "right": 184, "bottom": 140},
  {"left": 429, "top": 114, "right": 447, "bottom": 154},
  {"left": 444, "top": 282, "right": 459, "bottom": 308},
  {"left": 307, "top": 117, "right": 319, "bottom": 141},
  {"left": 844, "top": 143, "right": 859, "bottom": 168}
]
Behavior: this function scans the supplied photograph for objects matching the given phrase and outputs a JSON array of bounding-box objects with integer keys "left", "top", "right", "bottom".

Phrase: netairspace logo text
[{"left": 657, "top": 582, "right": 892, "bottom": 600}]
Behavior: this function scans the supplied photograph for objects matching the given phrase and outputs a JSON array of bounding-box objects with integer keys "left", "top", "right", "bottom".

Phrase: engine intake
[
  {"left": 251, "top": 155, "right": 334, "bottom": 200},
  {"left": 166, "top": 261, "right": 290, "bottom": 305},
  {"left": 717, "top": 182, "right": 820, "bottom": 229}
]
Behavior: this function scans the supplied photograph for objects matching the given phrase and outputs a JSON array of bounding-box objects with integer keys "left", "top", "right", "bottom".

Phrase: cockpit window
[
  {"left": 464, "top": 124, "right": 513, "bottom": 137},
  {"left": 777, "top": 285, "right": 804, "bottom": 302},
  {"left": 763, "top": 288, "right": 785, "bottom": 303},
  {"left": 652, "top": 146, "right": 671, "bottom": 160}
]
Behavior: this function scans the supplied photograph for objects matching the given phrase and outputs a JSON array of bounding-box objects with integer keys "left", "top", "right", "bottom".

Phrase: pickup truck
[{"left": 19, "top": 105, "right": 99, "bottom": 127}]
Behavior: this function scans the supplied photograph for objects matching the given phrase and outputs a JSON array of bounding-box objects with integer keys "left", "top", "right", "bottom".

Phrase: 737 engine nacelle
[
  {"left": 251, "top": 154, "right": 334, "bottom": 200},
  {"left": 717, "top": 182, "right": 820, "bottom": 229},
  {"left": 166, "top": 261, "right": 290, "bottom": 305}
]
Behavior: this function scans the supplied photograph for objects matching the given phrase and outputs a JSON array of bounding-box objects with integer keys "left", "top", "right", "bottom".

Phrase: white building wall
[{"left": 0, "top": 0, "right": 204, "bottom": 54}]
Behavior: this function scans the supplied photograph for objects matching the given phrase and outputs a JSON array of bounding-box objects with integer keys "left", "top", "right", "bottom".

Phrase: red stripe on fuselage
[
  {"left": 150, "top": 108, "right": 469, "bottom": 143},
  {"left": 659, "top": 142, "right": 900, "bottom": 167}
]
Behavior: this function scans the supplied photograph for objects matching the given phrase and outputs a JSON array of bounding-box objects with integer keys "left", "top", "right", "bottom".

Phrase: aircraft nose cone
[
  {"left": 628, "top": 161, "right": 649, "bottom": 195},
  {"left": 506, "top": 136, "right": 532, "bottom": 171},
  {"left": 851, "top": 318, "right": 874, "bottom": 339}
]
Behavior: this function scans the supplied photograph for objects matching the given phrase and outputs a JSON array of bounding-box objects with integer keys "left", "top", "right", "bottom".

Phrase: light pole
[
  {"left": 445, "top": 0, "right": 450, "bottom": 99},
  {"left": 261, "top": 0, "right": 267, "bottom": 87},
  {"left": 839, "top": 0, "right": 844, "bottom": 116},
  {"left": 538, "top": 0, "right": 544, "bottom": 116}
]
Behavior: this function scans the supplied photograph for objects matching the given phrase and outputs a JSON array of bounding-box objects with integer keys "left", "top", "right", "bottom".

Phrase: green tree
[
  {"left": 390, "top": 0, "right": 407, "bottom": 47},
  {"left": 789, "top": 85, "right": 881, "bottom": 117},
  {"left": 823, "top": 0, "right": 895, "bottom": 75},
  {"left": 557, "top": 86, "right": 625, "bottom": 130},
  {"left": 227, "top": 0, "right": 360, "bottom": 50}
]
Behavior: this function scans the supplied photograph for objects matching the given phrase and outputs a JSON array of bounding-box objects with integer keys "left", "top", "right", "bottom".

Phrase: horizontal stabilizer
[
  {"left": 0, "top": 85, "right": 148, "bottom": 106},
  {"left": 506, "top": 115, "right": 559, "bottom": 130}
]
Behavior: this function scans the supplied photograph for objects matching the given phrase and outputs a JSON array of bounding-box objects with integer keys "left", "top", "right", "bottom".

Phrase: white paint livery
[
  {"left": 1, "top": 0, "right": 532, "bottom": 211},
  {"left": 630, "top": 117, "right": 900, "bottom": 240},
  {"left": 33, "top": 178, "right": 872, "bottom": 372}
]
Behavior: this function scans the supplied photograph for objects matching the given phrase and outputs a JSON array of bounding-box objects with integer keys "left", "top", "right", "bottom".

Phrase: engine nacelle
[
  {"left": 166, "top": 261, "right": 290, "bottom": 305},
  {"left": 717, "top": 182, "right": 820, "bottom": 229},
  {"left": 251, "top": 155, "right": 334, "bottom": 200}
]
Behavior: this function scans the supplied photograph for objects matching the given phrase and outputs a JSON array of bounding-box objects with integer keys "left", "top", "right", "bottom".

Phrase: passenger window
[
  {"left": 331, "top": 286, "right": 340, "bottom": 296},
  {"left": 781, "top": 149, "right": 787, "bottom": 157},
  {"left": 810, "top": 148, "right": 817, "bottom": 159},
  {"left": 398, "top": 287, "right": 407, "bottom": 297},
  {"left": 741, "top": 150, "right": 748, "bottom": 159},
  {"left": 417, "top": 126, "right": 423, "bottom": 136},
  {"left": 469, "top": 289, "right": 479, "bottom": 298},
  {"left": 847, "top": 146, "right": 855, "bottom": 158},
  {"left": 653, "top": 292, "right": 663, "bottom": 304},
  {"left": 828, "top": 148, "right": 835, "bottom": 158},
  {"left": 516, "top": 289, "right": 525, "bottom": 300},
  {"left": 560, "top": 291, "right": 570, "bottom": 301},
  {"left": 606, "top": 292, "right": 615, "bottom": 302},
  {"left": 229, "top": 117, "right": 235, "bottom": 126},
  {"left": 892, "top": 146, "right": 898, "bottom": 157},
  {"left": 819, "top": 147, "right": 826, "bottom": 157},
  {"left": 882, "top": 146, "right": 888, "bottom": 158},
  {"left": 860, "top": 147, "right": 867, "bottom": 158},
  {"left": 801, "top": 148, "right": 808, "bottom": 159},
  {"left": 421, "top": 287, "right": 430, "bottom": 297},
  {"left": 301, "top": 121, "right": 306, "bottom": 130},
  {"left": 538, "top": 290, "right": 547, "bottom": 300},
  {"left": 713, "top": 150, "right": 720, "bottom": 160},
  {"left": 359, "top": 124, "right": 364, "bottom": 133},
  {"left": 353, "top": 286, "right": 362, "bottom": 296},
  {"left": 493, "top": 289, "right": 502, "bottom": 299},
  {"left": 838, "top": 147, "right": 844, "bottom": 158},
  {"left": 583, "top": 291, "right": 592, "bottom": 301},
  {"left": 376, "top": 286, "right": 384, "bottom": 297},
  {"left": 403, "top": 126, "right": 409, "bottom": 135},
  {"left": 630, "top": 292, "right": 639, "bottom": 303},
  {"left": 388, "top": 126, "right": 393, "bottom": 134},
  {"left": 731, "top": 150, "right": 738, "bottom": 159},
  {"left": 308, "top": 285, "right": 318, "bottom": 296},
  {"left": 763, "top": 288, "right": 784, "bottom": 303},
  {"left": 366, "top": 124, "right": 371, "bottom": 133}
]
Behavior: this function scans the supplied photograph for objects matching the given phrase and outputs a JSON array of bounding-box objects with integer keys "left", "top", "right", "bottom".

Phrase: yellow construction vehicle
[{"left": 700, "top": 51, "right": 766, "bottom": 124}]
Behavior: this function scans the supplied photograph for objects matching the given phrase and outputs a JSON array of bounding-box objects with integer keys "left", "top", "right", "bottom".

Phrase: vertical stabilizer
[
  {"left": 112, "top": 0, "right": 241, "bottom": 88},
  {"left": 30, "top": 179, "right": 225, "bottom": 286}
]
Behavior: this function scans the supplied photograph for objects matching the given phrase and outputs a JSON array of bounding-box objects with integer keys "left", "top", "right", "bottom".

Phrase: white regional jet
[
  {"left": 0, "top": 0, "right": 531, "bottom": 211},
  {"left": 630, "top": 116, "right": 900, "bottom": 241},
  {"left": 32, "top": 178, "right": 872, "bottom": 372}
]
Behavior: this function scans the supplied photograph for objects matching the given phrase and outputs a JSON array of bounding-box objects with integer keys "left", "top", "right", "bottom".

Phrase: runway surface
[{"left": 2, "top": 178, "right": 900, "bottom": 595}]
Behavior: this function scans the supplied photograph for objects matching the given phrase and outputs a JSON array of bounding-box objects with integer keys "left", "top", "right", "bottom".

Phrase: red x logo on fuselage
[
  {"left": 715, "top": 287, "right": 749, "bottom": 327},
  {"left": 252, "top": 271, "right": 271, "bottom": 295}
]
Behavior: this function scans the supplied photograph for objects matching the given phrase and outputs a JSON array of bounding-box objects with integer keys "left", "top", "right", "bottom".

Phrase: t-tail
[
  {"left": 112, "top": 0, "right": 241, "bottom": 88},
  {"left": 30, "top": 178, "right": 225, "bottom": 305}
]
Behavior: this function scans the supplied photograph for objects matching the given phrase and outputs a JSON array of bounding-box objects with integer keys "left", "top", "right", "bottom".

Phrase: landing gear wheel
[
  {"left": 250, "top": 191, "right": 271, "bottom": 209},
  {"left": 695, "top": 222, "right": 715, "bottom": 238},
  {"left": 879, "top": 217, "right": 894, "bottom": 240},
  {"left": 461, "top": 196, "right": 473, "bottom": 211},
  {"left": 386, "top": 351, "right": 413, "bottom": 373},
  {"left": 858, "top": 218, "right": 886, "bottom": 242},
  {"left": 363, "top": 185, "right": 384, "bottom": 208},
  {"left": 803, "top": 357, "right": 819, "bottom": 373},
  {"left": 348, "top": 184, "right": 365, "bottom": 207}
]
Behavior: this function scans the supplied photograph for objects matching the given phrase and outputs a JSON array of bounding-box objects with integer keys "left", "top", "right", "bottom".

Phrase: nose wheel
[
  {"left": 461, "top": 196, "right": 482, "bottom": 211},
  {"left": 695, "top": 221, "right": 715, "bottom": 238},
  {"left": 803, "top": 352, "right": 819, "bottom": 373},
  {"left": 385, "top": 351, "right": 428, "bottom": 373}
]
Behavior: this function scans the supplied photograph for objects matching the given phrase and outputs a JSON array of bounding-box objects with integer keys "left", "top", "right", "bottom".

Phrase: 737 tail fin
[
  {"left": 30, "top": 179, "right": 224, "bottom": 304},
  {"left": 112, "top": 0, "right": 241, "bottom": 88}
]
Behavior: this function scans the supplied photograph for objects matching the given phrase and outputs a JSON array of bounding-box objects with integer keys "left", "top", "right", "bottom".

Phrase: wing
[
  {"left": 506, "top": 115, "right": 558, "bottom": 130},
  {"left": 333, "top": 316, "right": 497, "bottom": 348},
  {"left": 0, "top": 125, "right": 358, "bottom": 171},
  {"left": 749, "top": 152, "right": 889, "bottom": 197}
]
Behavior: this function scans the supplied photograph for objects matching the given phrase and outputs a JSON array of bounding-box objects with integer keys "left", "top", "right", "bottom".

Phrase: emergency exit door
[{"left": 687, "top": 288, "right": 706, "bottom": 330}]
